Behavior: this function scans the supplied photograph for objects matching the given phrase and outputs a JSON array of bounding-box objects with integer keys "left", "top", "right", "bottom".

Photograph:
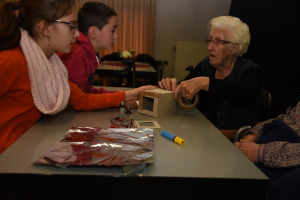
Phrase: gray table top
[{"left": 0, "top": 87, "right": 267, "bottom": 181}]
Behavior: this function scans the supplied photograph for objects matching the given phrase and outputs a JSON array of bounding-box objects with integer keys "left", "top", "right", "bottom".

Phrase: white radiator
[{"left": 174, "top": 41, "right": 208, "bottom": 81}]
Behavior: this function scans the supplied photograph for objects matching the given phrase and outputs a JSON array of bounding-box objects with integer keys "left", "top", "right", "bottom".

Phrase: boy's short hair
[{"left": 78, "top": 2, "right": 117, "bottom": 36}]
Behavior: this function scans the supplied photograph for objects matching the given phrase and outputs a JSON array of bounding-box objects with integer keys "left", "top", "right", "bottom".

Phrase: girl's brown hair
[{"left": 0, "top": 0, "right": 76, "bottom": 51}]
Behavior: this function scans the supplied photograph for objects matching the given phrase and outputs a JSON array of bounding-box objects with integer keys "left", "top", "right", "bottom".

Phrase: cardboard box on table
[{"left": 138, "top": 89, "right": 176, "bottom": 117}]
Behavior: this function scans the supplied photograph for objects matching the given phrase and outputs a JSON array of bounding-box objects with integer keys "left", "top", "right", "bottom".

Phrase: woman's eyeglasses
[
  {"left": 55, "top": 20, "right": 78, "bottom": 34},
  {"left": 205, "top": 39, "right": 232, "bottom": 46}
]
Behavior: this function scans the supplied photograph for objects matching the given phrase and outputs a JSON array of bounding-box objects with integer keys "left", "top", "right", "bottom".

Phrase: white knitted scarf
[{"left": 20, "top": 29, "right": 70, "bottom": 115}]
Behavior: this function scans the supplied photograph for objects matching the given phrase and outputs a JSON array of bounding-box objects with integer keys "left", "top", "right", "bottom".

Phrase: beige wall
[{"left": 154, "top": 0, "right": 232, "bottom": 78}]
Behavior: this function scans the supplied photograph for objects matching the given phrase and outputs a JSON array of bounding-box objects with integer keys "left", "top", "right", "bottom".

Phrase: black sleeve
[
  {"left": 179, "top": 61, "right": 264, "bottom": 105},
  {"left": 208, "top": 67, "right": 263, "bottom": 104}
]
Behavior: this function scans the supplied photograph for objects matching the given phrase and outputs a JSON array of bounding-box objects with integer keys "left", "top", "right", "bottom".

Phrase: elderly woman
[
  {"left": 235, "top": 95, "right": 300, "bottom": 200},
  {"left": 159, "top": 16, "right": 266, "bottom": 129}
]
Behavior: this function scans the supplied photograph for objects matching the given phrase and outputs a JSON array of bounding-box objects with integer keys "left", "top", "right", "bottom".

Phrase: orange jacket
[
  {"left": 68, "top": 80, "right": 125, "bottom": 111},
  {"left": 0, "top": 47, "right": 125, "bottom": 154},
  {"left": 0, "top": 47, "right": 42, "bottom": 154}
]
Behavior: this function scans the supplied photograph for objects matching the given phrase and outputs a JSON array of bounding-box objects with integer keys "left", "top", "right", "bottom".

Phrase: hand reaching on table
[
  {"left": 125, "top": 100, "right": 138, "bottom": 109},
  {"left": 125, "top": 85, "right": 157, "bottom": 102},
  {"left": 116, "top": 89, "right": 137, "bottom": 110}
]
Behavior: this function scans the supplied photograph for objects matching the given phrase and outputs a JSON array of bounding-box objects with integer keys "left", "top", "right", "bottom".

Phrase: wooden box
[{"left": 138, "top": 88, "right": 176, "bottom": 117}]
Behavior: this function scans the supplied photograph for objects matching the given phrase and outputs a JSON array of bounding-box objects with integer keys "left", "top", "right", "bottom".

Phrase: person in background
[
  {"left": 235, "top": 95, "right": 300, "bottom": 200},
  {"left": 0, "top": 0, "right": 153, "bottom": 154},
  {"left": 159, "top": 16, "right": 266, "bottom": 130},
  {"left": 58, "top": 2, "right": 137, "bottom": 109}
]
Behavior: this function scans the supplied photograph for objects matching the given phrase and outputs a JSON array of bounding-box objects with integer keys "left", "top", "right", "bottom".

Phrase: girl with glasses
[
  {"left": 0, "top": 0, "right": 79, "bottom": 154},
  {"left": 0, "top": 0, "right": 154, "bottom": 155}
]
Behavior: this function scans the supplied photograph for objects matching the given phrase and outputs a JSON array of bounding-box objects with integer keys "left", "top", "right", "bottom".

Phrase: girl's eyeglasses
[{"left": 55, "top": 20, "right": 78, "bottom": 34}]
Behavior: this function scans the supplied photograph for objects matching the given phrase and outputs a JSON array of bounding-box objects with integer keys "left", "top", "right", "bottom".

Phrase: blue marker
[{"left": 161, "top": 130, "right": 185, "bottom": 145}]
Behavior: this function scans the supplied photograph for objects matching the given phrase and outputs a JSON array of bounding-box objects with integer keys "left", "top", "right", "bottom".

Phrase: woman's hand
[
  {"left": 237, "top": 139, "right": 259, "bottom": 163},
  {"left": 125, "top": 85, "right": 156, "bottom": 101},
  {"left": 174, "top": 77, "right": 209, "bottom": 100},
  {"left": 234, "top": 133, "right": 257, "bottom": 151},
  {"left": 158, "top": 78, "right": 178, "bottom": 91},
  {"left": 242, "top": 133, "right": 258, "bottom": 143}
]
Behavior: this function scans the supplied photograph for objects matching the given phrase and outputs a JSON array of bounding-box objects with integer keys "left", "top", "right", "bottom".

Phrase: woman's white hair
[{"left": 207, "top": 16, "right": 250, "bottom": 57}]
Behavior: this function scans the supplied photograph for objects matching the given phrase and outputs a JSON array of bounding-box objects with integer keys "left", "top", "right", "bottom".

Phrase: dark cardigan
[{"left": 183, "top": 56, "right": 266, "bottom": 129}]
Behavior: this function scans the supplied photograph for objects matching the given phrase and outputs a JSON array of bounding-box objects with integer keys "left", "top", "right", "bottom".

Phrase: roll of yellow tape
[{"left": 177, "top": 93, "right": 200, "bottom": 109}]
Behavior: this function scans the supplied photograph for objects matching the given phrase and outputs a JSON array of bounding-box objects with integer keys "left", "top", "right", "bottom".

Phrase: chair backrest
[
  {"left": 135, "top": 54, "right": 166, "bottom": 84},
  {"left": 185, "top": 65, "right": 194, "bottom": 74},
  {"left": 121, "top": 59, "right": 135, "bottom": 87},
  {"left": 153, "top": 61, "right": 165, "bottom": 83},
  {"left": 232, "top": 89, "right": 272, "bottom": 143},
  {"left": 135, "top": 54, "right": 157, "bottom": 68},
  {"left": 259, "top": 89, "right": 272, "bottom": 122},
  {"left": 101, "top": 52, "right": 122, "bottom": 61}
]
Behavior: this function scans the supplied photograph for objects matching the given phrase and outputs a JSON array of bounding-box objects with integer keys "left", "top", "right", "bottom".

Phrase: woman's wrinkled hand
[
  {"left": 158, "top": 78, "right": 178, "bottom": 91},
  {"left": 241, "top": 133, "right": 258, "bottom": 143},
  {"left": 237, "top": 139, "right": 259, "bottom": 163},
  {"left": 174, "top": 77, "right": 209, "bottom": 100}
]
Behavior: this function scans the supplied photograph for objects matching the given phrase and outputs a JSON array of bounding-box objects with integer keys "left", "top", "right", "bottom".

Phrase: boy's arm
[
  {"left": 90, "top": 86, "right": 115, "bottom": 94},
  {"left": 68, "top": 80, "right": 125, "bottom": 111}
]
